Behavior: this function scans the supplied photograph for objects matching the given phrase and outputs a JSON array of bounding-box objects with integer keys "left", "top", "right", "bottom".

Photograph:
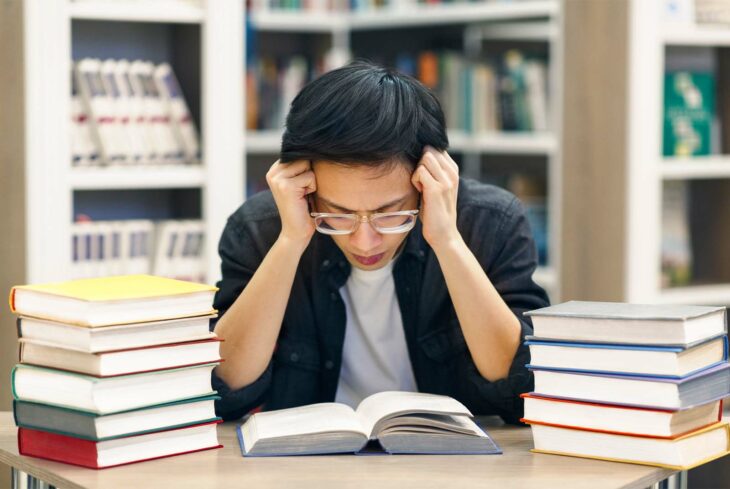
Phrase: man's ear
[{"left": 411, "top": 166, "right": 424, "bottom": 193}]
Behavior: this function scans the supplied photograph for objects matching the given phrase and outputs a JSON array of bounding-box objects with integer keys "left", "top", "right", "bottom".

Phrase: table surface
[{"left": 0, "top": 412, "right": 675, "bottom": 489}]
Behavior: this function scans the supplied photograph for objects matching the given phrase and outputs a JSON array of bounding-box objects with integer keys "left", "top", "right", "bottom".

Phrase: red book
[{"left": 18, "top": 421, "right": 222, "bottom": 469}]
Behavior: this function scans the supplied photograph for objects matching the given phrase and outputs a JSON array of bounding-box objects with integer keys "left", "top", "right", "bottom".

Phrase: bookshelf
[
  {"left": 562, "top": 0, "right": 730, "bottom": 307},
  {"left": 0, "top": 0, "right": 243, "bottom": 410},
  {"left": 244, "top": 0, "right": 564, "bottom": 298}
]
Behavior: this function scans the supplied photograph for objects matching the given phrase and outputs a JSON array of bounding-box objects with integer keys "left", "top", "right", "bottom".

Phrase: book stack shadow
[
  {"left": 8, "top": 275, "right": 224, "bottom": 469},
  {"left": 522, "top": 301, "right": 730, "bottom": 470}
]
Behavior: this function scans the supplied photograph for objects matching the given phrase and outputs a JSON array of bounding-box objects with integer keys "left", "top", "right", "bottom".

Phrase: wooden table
[{"left": 0, "top": 412, "right": 682, "bottom": 489}]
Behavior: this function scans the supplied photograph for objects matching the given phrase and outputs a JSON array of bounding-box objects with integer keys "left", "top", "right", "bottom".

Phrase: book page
[
  {"left": 248, "top": 403, "right": 367, "bottom": 444},
  {"left": 355, "top": 391, "right": 472, "bottom": 437}
]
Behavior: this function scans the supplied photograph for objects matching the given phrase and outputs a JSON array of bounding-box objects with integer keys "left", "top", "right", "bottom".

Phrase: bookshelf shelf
[
  {"left": 656, "top": 284, "right": 730, "bottom": 306},
  {"left": 245, "top": 130, "right": 557, "bottom": 156},
  {"left": 69, "top": 0, "right": 205, "bottom": 24},
  {"left": 662, "top": 157, "right": 730, "bottom": 179},
  {"left": 348, "top": 1, "right": 557, "bottom": 30},
  {"left": 70, "top": 166, "right": 207, "bottom": 190},
  {"left": 663, "top": 25, "right": 730, "bottom": 47},
  {"left": 250, "top": 0, "right": 557, "bottom": 32},
  {"left": 448, "top": 131, "right": 557, "bottom": 155}
]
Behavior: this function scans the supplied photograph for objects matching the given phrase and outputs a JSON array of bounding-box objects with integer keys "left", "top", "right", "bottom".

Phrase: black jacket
[{"left": 210, "top": 177, "right": 550, "bottom": 424}]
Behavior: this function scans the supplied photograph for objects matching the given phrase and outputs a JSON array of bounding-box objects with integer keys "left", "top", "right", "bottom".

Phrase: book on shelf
[
  {"left": 530, "top": 362, "right": 730, "bottom": 410},
  {"left": 663, "top": 70, "right": 715, "bottom": 157},
  {"left": 695, "top": 0, "right": 730, "bottom": 24},
  {"left": 18, "top": 337, "right": 223, "bottom": 377},
  {"left": 13, "top": 396, "right": 220, "bottom": 442},
  {"left": 238, "top": 391, "right": 500, "bottom": 456},
  {"left": 12, "top": 363, "right": 219, "bottom": 415},
  {"left": 244, "top": 49, "right": 548, "bottom": 136},
  {"left": 72, "top": 219, "right": 207, "bottom": 283},
  {"left": 525, "top": 335, "right": 727, "bottom": 378},
  {"left": 16, "top": 315, "right": 217, "bottom": 353},
  {"left": 661, "top": 180, "right": 693, "bottom": 288},
  {"left": 524, "top": 301, "right": 727, "bottom": 346},
  {"left": 522, "top": 394, "right": 723, "bottom": 439},
  {"left": 72, "top": 58, "right": 199, "bottom": 167},
  {"left": 9, "top": 274, "right": 217, "bottom": 327},
  {"left": 18, "top": 421, "right": 222, "bottom": 469},
  {"left": 527, "top": 421, "right": 730, "bottom": 471},
  {"left": 506, "top": 173, "right": 548, "bottom": 266}
]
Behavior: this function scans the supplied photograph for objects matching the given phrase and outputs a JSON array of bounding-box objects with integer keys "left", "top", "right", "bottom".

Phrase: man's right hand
[{"left": 266, "top": 159, "right": 317, "bottom": 250}]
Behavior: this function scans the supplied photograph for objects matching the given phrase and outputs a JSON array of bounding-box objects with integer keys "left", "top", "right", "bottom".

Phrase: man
[{"left": 211, "top": 61, "right": 549, "bottom": 424}]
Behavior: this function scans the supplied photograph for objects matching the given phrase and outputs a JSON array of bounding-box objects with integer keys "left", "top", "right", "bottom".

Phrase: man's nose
[{"left": 349, "top": 219, "right": 382, "bottom": 252}]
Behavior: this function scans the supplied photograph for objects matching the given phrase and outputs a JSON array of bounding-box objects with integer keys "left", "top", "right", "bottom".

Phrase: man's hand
[
  {"left": 411, "top": 146, "right": 460, "bottom": 251},
  {"left": 266, "top": 159, "right": 317, "bottom": 250}
]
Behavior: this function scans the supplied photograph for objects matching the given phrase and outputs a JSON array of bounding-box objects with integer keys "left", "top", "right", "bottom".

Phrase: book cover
[{"left": 663, "top": 71, "right": 715, "bottom": 157}]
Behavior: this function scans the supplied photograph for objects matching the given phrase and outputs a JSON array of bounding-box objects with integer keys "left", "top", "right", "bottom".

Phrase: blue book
[
  {"left": 235, "top": 391, "right": 501, "bottom": 456},
  {"left": 526, "top": 335, "right": 728, "bottom": 379},
  {"left": 530, "top": 362, "right": 730, "bottom": 410}
]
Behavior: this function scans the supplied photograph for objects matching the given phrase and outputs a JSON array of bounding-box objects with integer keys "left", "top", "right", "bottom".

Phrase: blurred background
[{"left": 1, "top": 0, "right": 729, "bottom": 484}]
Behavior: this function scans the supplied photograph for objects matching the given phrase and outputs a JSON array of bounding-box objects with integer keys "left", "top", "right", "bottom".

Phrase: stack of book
[
  {"left": 9, "top": 275, "right": 224, "bottom": 469},
  {"left": 522, "top": 301, "right": 730, "bottom": 470}
]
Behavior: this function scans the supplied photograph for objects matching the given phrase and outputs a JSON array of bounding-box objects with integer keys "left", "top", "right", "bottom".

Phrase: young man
[{"left": 212, "top": 61, "right": 549, "bottom": 424}]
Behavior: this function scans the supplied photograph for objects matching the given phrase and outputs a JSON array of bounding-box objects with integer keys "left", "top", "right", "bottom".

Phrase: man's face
[{"left": 311, "top": 161, "right": 420, "bottom": 271}]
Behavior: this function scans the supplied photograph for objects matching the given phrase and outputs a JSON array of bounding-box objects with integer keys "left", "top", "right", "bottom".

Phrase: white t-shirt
[{"left": 334, "top": 259, "right": 418, "bottom": 408}]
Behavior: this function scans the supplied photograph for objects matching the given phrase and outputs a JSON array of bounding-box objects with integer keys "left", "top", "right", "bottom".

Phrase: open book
[{"left": 237, "top": 391, "right": 501, "bottom": 456}]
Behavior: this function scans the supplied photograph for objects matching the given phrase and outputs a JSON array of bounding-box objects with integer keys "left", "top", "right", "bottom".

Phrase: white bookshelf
[
  {"left": 623, "top": 0, "right": 730, "bottom": 306},
  {"left": 244, "top": 0, "right": 563, "bottom": 299},
  {"left": 19, "top": 0, "right": 243, "bottom": 285}
]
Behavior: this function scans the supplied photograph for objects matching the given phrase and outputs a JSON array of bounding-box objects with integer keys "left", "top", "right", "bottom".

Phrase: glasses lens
[
  {"left": 372, "top": 214, "right": 416, "bottom": 234},
  {"left": 314, "top": 215, "right": 356, "bottom": 234}
]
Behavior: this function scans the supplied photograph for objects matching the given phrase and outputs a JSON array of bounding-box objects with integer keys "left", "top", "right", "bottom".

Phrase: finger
[
  {"left": 420, "top": 149, "right": 449, "bottom": 184},
  {"left": 287, "top": 170, "right": 317, "bottom": 196},
  {"left": 411, "top": 168, "right": 424, "bottom": 193},
  {"left": 272, "top": 159, "right": 312, "bottom": 178},
  {"left": 441, "top": 150, "right": 460, "bottom": 183},
  {"left": 415, "top": 164, "right": 438, "bottom": 192}
]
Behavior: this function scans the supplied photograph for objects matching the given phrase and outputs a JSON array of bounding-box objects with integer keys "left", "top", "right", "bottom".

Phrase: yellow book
[
  {"left": 10, "top": 275, "right": 218, "bottom": 327},
  {"left": 529, "top": 420, "right": 730, "bottom": 470}
]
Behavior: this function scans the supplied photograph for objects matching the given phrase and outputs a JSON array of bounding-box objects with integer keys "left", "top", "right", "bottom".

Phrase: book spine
[{"left": 18, "top": 428, "right": 100, "bottom": 469}]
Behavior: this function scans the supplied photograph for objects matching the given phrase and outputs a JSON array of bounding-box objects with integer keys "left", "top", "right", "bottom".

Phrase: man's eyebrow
[{"left": 318, "top": 196, "right": 408, "bottom": 213}]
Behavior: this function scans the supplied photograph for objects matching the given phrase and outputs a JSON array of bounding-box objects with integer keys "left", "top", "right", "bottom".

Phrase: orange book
[{"left": 521, "top": 393, "right": 723, "bottom": 439}]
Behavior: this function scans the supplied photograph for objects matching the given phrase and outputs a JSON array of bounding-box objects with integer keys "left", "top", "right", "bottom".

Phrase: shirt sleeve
[
  {"left": 454, "top": 196, "right": 550, "bottom": 424},
  {"left": 209, "top": 213, "right": 274, "bottom": 421}
]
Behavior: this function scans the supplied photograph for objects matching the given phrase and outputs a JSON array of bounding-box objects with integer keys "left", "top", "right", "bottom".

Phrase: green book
[
  {"left": 13, "top": 396, "right": 221, "bottom": 441},
  {"left": 663, "top": 71, "right": 715, "bottom": 156}
]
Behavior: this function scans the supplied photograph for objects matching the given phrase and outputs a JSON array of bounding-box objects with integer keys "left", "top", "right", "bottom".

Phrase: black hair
[{"left": 280, "top": 60, "right": 449, "bottom": 171}]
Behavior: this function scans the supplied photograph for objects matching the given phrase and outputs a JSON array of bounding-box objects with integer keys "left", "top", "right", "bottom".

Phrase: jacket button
[
  {"left": 290, "top": 353, "right": 299, "bottom": 362},
  {"left": 323, "top": 259, "right": 330, "bottom": 267},
  {"left": 330, "top": 292, "right": 338, "bottom": 300},
  {"left": 325, "top": 360, "right": 334, "bottom": 369}
]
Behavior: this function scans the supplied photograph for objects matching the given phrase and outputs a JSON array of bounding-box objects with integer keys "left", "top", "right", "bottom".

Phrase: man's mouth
[{"left": 352, "top": 252, "right": 385, "bottom": 266}]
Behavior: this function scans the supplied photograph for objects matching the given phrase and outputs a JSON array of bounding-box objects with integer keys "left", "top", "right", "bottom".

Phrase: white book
[
  {"left": 75, "top": 58, "right": 125, "bottom": 165},
  {"left": 279, "top": 57, "right": 308, "bottom": 131},
  {"left": 529, "top": 422, "right": 730, "bottom": 470},
  {"left": 70, "top": 223, "right": 88, "bottom": 279},
  {"left": 523, "top": 394, "right": 722, "bottom": 439},
  {"left": 70, "top": 70, "right": 100, "bottom": 166},
  {"left": 524, "top": 60, "right": 548, "bottom": 132},
  {"left": 240, "top": 391, "right": 500, "bottom": 456},
  {"left": 105, "top": 221, "right": 125, "bottom": 276},
  {"left": 17, "top": 315, "right": 217, "bottom": 353},
  {"left": 153, "top": 220, "right": 184, "bottom": 279},
  {"left": 154, "top": 63, "right": 200, "bottom": 164},
  {"left": 12, "top": 363, "right": 218, "bottom": 415},
  {"left": 525, "top": 301, "right": 727, "bottom": 346},
  {"left": 115, "top": 59, "right": 156, "bottom": 164},
  {"left": 130, "top": 61, "right": 183, "bottom": 164},
  {"left": 100, "top": 59, "right": 143, "bottom": 165},
  {"left": 177, "top": 220, "right": 206, "bottom": 283},
  {"left": 122, "top": 220, "right": 155, "bottom": 275}
]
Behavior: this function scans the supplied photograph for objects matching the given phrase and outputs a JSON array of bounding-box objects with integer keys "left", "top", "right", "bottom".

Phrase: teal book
[{"left": 663, "top": 71, "right": 715, "bottom": 156}]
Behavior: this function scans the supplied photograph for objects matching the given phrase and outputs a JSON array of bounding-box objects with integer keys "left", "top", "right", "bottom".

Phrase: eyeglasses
[{"left": 310, "top": 209, "right": 419, "bottom": 235}]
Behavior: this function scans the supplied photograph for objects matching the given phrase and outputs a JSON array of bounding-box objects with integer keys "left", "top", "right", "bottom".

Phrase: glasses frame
[{"left": 309, "top": 209, "right": 420, "bottom": 235}]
